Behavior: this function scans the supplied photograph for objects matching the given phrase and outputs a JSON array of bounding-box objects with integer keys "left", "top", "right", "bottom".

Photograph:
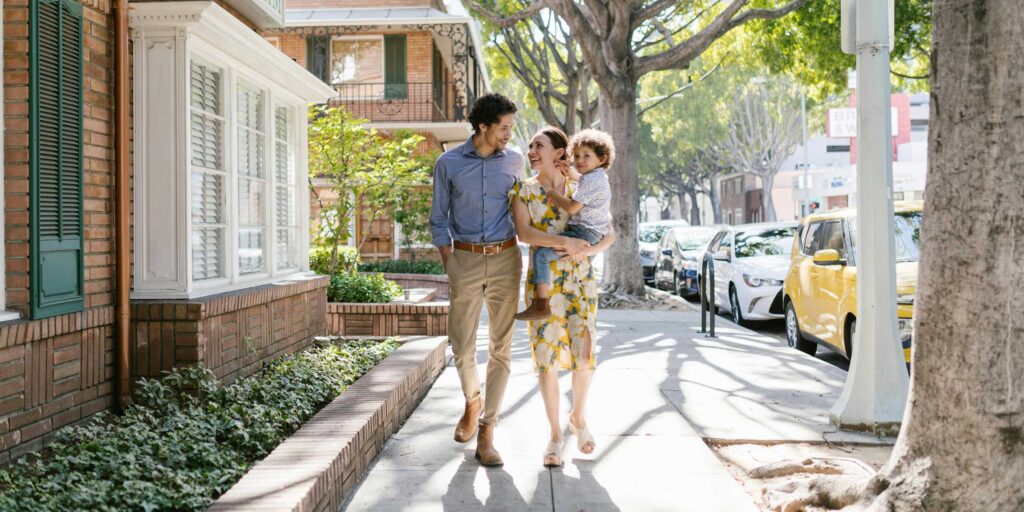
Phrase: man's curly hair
[
  {"left": 568, "top": 129, "right": 616, "bottom": 170},
  {"left": 468, "top": 93, "right": 518, "bottom": 134}
]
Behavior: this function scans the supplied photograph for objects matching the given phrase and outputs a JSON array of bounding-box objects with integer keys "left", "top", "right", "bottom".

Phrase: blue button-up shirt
[{"left": 430, "top": 136, "right": 525, "bottom": 248}]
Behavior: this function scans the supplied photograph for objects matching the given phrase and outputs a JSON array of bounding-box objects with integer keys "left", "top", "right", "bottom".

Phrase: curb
[{"left": 211, "top": 336, "right": 450, "bottom": 511}]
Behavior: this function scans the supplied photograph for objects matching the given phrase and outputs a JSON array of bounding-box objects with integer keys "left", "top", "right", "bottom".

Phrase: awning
[{"left": 285, "top": 7, "right": 472, "bottom": 26}]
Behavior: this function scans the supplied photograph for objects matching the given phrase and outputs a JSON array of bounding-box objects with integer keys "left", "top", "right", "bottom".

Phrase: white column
[{"left": 830, "top": 0, "right": 909, "bottom": 434}]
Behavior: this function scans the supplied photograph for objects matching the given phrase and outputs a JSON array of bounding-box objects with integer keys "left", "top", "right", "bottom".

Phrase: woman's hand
[{"left": 561, "top": 237, "right": 591, "bottom": 256}]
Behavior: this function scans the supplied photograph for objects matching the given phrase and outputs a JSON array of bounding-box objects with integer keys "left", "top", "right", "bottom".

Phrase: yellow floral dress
[{"left": 510, "top": 177, "right": 599, "bottom": 373}]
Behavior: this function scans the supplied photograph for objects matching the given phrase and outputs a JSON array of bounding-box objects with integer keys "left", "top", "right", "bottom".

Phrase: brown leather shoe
[
  {"left": 475, "top": 423, "right": 503, "bottom": 466},
  {"left": 514, "top": 298, "right": 551, "bottom": 321},
  {"left": 454, "top": 396, "right": 482, "bottom": 443}
]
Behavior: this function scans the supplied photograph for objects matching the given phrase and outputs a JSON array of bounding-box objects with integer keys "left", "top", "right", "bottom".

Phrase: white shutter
[
  {"left": 273, "top": 106, "right": 298, "bottom": 270},
  {"left": 189, "top": 60, "right": 225, "bottom": 281}
]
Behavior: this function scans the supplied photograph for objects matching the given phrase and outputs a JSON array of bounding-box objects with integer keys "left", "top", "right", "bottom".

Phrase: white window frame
[
  {"left": 272, "top": 104, "right": 300, "bottom": 272},
  {"left": 329, "top": 35, "right": 385, "bottom": 88},
  {"left": 189, "top": 40, "right": 308, "bottom": 296},
  {"left": 129, "top": 1, "right": 331, "bottom": 300}
]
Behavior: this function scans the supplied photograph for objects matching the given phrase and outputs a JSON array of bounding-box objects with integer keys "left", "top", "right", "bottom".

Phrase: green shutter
[
  {"left": 384, "top": 35, "right": 407, "bottom": 100},
  {"left": 306, "top": 35, "right": 330, "bottom": 84},
  {"left": 30, "top": 0, "right": 84, "bottom": 319}
]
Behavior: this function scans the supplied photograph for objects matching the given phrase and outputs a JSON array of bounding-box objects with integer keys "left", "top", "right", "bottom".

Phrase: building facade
[
  {"left": 264, "top": 0, "right": 490, "bottom": 260},
  {"left": 0, "top": 0, "right": 332, "bottom": 461}
]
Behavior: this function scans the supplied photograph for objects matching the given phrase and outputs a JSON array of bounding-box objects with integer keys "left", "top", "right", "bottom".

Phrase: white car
[{"left": 698, "top": 222, "right": 798, "bottom": 325}]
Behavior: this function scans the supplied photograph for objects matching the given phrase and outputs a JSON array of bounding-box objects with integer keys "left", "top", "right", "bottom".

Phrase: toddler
[{"left": 515, "top": 129, "right": 614, "bottom": 321}]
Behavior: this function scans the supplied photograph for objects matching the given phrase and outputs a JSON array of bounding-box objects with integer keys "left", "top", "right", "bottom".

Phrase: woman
[{"left": 509, "top": 127, "right": 616, "bottom": 467}]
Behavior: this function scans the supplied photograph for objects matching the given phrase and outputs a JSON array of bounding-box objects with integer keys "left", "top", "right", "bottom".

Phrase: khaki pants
[{"left": 446, "top": 245, "right": 522, "bottom": 426}]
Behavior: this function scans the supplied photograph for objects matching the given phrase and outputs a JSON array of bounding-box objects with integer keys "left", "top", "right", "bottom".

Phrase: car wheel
[
  {"left": 785, "top": 302, "right": 817, "bottom": 356},
  {"left": 844, "top": 318, "right": 856, "bottom": 361},
  {"left": 729, "top": 288, "right": 746, "bottom": 326}
]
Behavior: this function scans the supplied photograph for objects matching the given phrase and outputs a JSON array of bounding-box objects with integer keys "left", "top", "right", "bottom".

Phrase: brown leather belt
[{"left": 453, "top": 239, "right": 517, "bottom": 256}]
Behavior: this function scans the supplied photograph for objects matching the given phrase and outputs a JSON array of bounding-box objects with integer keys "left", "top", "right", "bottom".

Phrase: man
[{"left": 429, "top": 94, "right": 523, "bottom": 466}]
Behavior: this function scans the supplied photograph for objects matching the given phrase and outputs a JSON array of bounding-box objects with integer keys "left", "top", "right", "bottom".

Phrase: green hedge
[
  {"left": 357, "top": 260, "right": 444, "bottom": 275},
  {"left": 0, "top": 339, "right": 400, "bottom": 511},
  {"left": 309, "top": 246, "right": 360, "bottom": 275},
  {"left": 328, "top": 272, "right": 403, "bottom": 303}
]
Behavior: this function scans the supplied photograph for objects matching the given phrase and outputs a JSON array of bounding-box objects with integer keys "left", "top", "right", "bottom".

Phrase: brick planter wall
[
  {"left": 0, "top": 307, "right": 116, "bottom": 463},
  {"left": 212, "top": 335, "right": 449, "bottom": 512},
  {"left": 381, "top": 272, "right": 449, "bottom": 299},
  {"left": 326, "top": 303, "right": 448, "bottom": 337},
  {"left": 130, "top": 276, "right": 329, "bottom": 384}
]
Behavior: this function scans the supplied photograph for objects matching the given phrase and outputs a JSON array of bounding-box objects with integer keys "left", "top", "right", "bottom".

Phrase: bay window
[{"left": 130, "top": 1, "right": 334, "bottom": 299}]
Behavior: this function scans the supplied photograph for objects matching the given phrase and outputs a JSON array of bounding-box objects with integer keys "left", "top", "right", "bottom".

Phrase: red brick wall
[
  {"left": 1, "top": 0, "right": 119, "bottom": 463},
  {"left": 131, "top": 277, "right": 329, "bottom": 384},
  {"left": 325, "top": 303, "right": 447, "bottom": 337}
]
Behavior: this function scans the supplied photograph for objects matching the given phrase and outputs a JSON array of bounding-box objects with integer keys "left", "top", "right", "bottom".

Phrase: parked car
[
  {"left": 697, "top": 222, "right": 798, "bottom": 326},
  {"left": 782, "top": 201, "right": 922, "bottom": 364},
  {"left": 653, "top": 226, "right": 722, "bottom": 297},
  {"left": 638, "top": 220, "right": 690, "bottom": 285}
]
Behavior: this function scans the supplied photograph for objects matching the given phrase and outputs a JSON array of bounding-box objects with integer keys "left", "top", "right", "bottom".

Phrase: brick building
[
  {"left": 263, "top": 0, "right": 490, "bottom": 260},
  {"left": 0, "top": 0, "right": 333, "bottom": 460}
]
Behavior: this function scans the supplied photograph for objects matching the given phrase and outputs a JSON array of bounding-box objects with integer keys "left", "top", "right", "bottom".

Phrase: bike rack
[{"left": 699, "top": 251, "right": 716, "bottom": 338}]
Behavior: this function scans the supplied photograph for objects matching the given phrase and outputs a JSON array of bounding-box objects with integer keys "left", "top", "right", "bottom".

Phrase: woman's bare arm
[
  {"left": 556, "top": 225, "right": 616, "bottom": 261},
  {"left": 512, "top": 199, "right": 590, "bottom": 255}
]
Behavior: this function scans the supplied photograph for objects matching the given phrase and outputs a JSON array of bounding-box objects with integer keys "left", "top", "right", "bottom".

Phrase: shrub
[
  {"left": 357, "top": 259, "right": 444, "bottom": 275},
  {"left": 309, "top": 245, "right": 359, "bottom": 275},
  {"left": 327, "top": 272, "right": 403, "bottom": 303},
  {"left": 0, "top": 339, "right": 399, "bottom": 512}
]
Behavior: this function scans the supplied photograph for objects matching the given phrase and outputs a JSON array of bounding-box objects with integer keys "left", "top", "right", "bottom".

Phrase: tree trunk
[
  {"left": 677, "top": 191, "right": 688, "bottom": 221},
  {"left": 860, "top": 2, "right": 1024, "bottom": 509},
  {"left": 709, "top": 174, "right": 723, "bottom": 224},
  {"left": 688, "top": 190, "right": 701, "bottom": 226},
  {"left": 598, "top": 87, "right": 645, "bottom": 296},
  {"left": 760, "top": 172, "right": 778, "bottom": 222}
]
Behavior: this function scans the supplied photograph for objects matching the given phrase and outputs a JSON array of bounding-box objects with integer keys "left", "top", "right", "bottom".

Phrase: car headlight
[
  {"left": 681, "top": 257, "right": 698, "bottom": 270},
  {"left": 898, "top": 318, "right": 914, "bottom": 345},
  {"left": 897, "top": 294, "right": 915, "bottom": 305},
  {"left": 640, "top": 249, "right": 654, "bottom": 258},
  {"left": 743, "top": 274, "right": 783, "bottom": 287}
]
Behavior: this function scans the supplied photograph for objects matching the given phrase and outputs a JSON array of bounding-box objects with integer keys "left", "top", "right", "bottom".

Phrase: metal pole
[
  {"left": 830, "top": 0, "right": 909, "bottom": 435},
  {"left": 707, "top": 252, "right": 716, "bottom": 338},
  {"left": 699, "top": 256, "right": 708, "bottom": 334},
  {"left": 801, "top": 90, "right": 810, "bottom": 216}
]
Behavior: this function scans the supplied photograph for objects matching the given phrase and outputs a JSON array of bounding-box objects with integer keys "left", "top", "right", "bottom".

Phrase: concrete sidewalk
[{"left": 343, "top": 309, "right": 892, "bottom": 511}]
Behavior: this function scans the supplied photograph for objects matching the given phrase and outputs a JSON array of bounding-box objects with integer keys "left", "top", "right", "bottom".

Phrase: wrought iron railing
[{"left": 329, "top": 82, "right": 466, "bottom": 123}]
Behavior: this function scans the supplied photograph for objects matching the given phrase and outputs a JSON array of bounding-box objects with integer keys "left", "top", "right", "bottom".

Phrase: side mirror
[
  {"left": 712, "top": 250, "right": 730, "bottom": 262},
  {"left": 813, "top": 249, "right": 844, "bottom": 266},
  {"left": 661, "top": 248, "right": 673, "bottom": 257}
]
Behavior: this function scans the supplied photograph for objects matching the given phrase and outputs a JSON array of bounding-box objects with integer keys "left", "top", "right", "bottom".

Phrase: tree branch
[
  {"left": 633, "top": 0, "right": 807, "bottom": 76},
  {"left": 463, "top": 0, "right": 545, "bottom": 28},
  {"left": 892, "top": 69, "right": 929, "bottom": 80}
]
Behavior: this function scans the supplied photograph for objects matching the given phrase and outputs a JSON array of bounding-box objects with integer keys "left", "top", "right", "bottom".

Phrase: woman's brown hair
[{"left": 536, "top": 126, "right": 570, "bottom": 161}]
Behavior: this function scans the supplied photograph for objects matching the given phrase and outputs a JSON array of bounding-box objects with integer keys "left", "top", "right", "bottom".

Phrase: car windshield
[
  {"left": 675, "top": 228, "right": 719, "bottom": 251},
  {"left": 639, "top": 225, "right": 671, "bottom": 244},
  {"left": 734, "top": 227, "right": 797, "bottom": 258},
  {"left": 849, "top": 211, "right": 922, "bottom": 263}
]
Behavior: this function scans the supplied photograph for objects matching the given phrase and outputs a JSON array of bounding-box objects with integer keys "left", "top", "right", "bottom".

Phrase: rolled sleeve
[{"left": 429, "top": 159, "right": 453, "bottom": 248}]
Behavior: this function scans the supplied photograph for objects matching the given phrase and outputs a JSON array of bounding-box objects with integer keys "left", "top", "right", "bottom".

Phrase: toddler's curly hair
[{"left": 568, "top": 129, "right": 616, "bottom": 170}]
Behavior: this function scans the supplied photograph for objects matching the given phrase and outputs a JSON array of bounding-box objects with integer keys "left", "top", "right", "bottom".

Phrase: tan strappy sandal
[
  {"left": 543, "top": 439, "right": 564, "bottom": 467},
  {"left": 568, "top": 416, "right": 596, "bottom": 455}
]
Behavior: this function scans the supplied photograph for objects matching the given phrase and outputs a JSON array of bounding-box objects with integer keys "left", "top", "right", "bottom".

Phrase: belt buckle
[{"left": 482, "top": 244, "right": 498, "bottom": 256}]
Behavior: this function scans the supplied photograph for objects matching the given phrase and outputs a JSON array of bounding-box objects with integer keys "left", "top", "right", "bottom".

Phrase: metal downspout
[{"left": 114, "top": 0, "right": 131, "bottom": 408}]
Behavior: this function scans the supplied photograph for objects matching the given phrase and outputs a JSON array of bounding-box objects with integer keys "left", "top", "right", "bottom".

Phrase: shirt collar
[{"left": 462, "top": 136, "right": 505, "bottom": 159}]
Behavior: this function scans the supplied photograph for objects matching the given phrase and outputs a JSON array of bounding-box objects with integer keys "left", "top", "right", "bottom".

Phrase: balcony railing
[
  {"left": 329, "top": 82, "right": 465, "bottom": 123},
  {"left": 223, "top": 0, "right": 284, "bottom": 27}
]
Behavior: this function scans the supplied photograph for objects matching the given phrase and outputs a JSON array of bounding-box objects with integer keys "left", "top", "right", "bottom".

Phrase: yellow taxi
[{"left": 782, "top": 201, "right": 922, "bottom": 364}]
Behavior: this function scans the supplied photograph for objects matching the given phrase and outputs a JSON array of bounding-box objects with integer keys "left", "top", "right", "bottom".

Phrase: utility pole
[
  {"left": 831, "top": 0, "right": 909, "bottom": 435},
  {"left": 800, "top": 90, "right": 810, "bottom": 216}
]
